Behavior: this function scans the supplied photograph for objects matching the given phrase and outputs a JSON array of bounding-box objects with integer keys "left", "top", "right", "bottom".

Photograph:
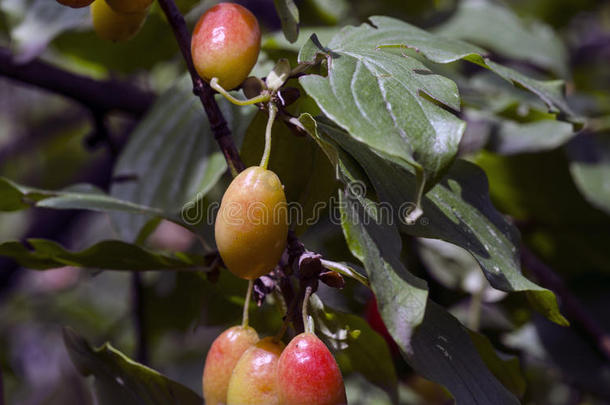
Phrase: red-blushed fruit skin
[
  {"left": 277, "top": 333, "right": 347, "bottom": 405},
  {"left": 57, "top": 0, "right": 94, "bottom": 7},
  {"left": 202, "top": 325, "right": 259, "bottom": 405},
  {"left": 191, "top": 2, "right": 261, "bottom": 90},
  {"left": 227, "top": 337, "right": 285, "bottom": 405},
  {"left": 215, "top": 166, "right": 289, "bottom": 280}
]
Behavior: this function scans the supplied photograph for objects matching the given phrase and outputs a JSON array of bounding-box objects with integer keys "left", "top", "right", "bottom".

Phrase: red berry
[
  {"left": 191, "top": 3, "right": 261, "bottom": 90},
  {"left": 277, "top": 333, "right": 347, "bottom": 405}
]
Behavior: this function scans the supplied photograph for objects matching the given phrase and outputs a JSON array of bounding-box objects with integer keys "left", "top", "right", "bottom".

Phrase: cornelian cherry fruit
[
  {"left": 215, "top": 166, "right": 289, "bottom": 280},
  {"left": 227, "top": 337, "right": 284, "bottom": 405},
  {"left": 202, "top": 325, "right": 259, "bottom": 405},
  {"left": 191, "top": 2, "right": 261, "bottom": 90},
  {"left": 277, "top": 333, "right": 347, "bottom": 405}
]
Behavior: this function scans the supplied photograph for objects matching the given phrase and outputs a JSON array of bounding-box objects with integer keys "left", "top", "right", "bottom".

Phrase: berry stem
[
  {"left": 301, "top": 285, "right": 314, "bottom": 334},
  {"left": 260, "top": 102, "right": 278, "bottom": 170},
  {"left": 242, "top": 279, "right": 254, "bottom": 328},
  {"left": 210, "top": 78, "right": 271, "bottom": 106}
]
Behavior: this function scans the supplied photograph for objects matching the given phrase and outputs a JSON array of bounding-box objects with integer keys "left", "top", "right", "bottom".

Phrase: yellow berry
[
  {"left": 215, "top": 166, "right": 289, "bottom": 280},
  {"left": 91, "top": 0, "right": 147, "bottom": 42},
  {"left": 227, "top": 337, "right": 284, "bottom": 405}
]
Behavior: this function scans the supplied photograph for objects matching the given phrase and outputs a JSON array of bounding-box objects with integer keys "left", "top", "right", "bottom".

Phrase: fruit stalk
[
  {"left": 301, "top": 285, "right": 314, "bottom": 334},
  {"left": 242, "top": 280, "right": 253, "bottom": 327},
  {"left": 260, "top": 102, "right": 278, "bottom": 169}
]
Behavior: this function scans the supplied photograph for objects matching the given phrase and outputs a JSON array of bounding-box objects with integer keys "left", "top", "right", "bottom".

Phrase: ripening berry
[
  {"left": 191, "top": 2, "right": 261, "bottom": 90},
  {"left": 226, "top": 337, "right": 285, "bottom": 405},
  {"left": 56, "top": 0, "right": 94, "bottom": 8},
  {"left": 91, "top": 0, "right": 147, "bottom": 42},
  {"left": 277, "top": 333, "right": 347, "bottom": 405},
  {"left": 202, "top": 325, "right": 259, "bottom": 405},
  {"left": 215, "top": 166, "right": 289, "bottom": 280},
  {"left": 106, "top": 0, "right": 152, "bottom": 14}
]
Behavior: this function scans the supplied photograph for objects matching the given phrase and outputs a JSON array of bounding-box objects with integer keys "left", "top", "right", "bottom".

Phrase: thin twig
[
  {"left": 132, "top": 273, "right": 149, "bottom": 365},
  {"left": 522, "top": 246, "right": 610, "bottom": 361},
  {"left": 0, "top": 47, "right": 153, "bottom": 117}
]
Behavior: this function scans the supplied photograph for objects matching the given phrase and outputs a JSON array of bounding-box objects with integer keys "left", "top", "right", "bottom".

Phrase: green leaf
[
  {"left": 468, "top": 331, "right": 527, "bottom": 398},
  {"left": 240, "top": 111, "right": 338, "bottom": 234},
  {"left": 348, "top": 15, "right": 573, "bottom": 119},
  {"left": 409, "top": 302, "right": 520, "bottom": 404},
  {"left": 0, "top": 177, "right": 162, "bottom": 216},
  {"left": 302, "top": 16, "right": 486, "bottom": 65},
  {"left": 298, "top": 27, "right": 466, "bottom": 190},
  {"left": 297, "top": 16, "right": 578, "bottom": 217},
  {"left": 309, "top": 295, "right": 399, "bottom": 404},
  {"left": 273, "top": 0, "right": 299, "bottom": 43},
  {"left": 434, "top": 0, "right": 568, "bottom": 77},
  {"left": 63, "top": 328, "right": 203, "bottom": 405},
  {"left": 0, "top": 238, "right": 210, "bottom": 271},
  {"left": 338, "top": 182, "right": 519, "bottom": 404},
  {"left": 110, "top": 75, "right": 256, "bottom": 241},
  {"left": 302, "top": 114, "right": 566, "bottom": 326},
  {"left": 338, "top": 186, "right": 428, "bottom": 328},
  {"left": 567, "top": 132, "right": 610, "bottom": 216},
  {"left": 372, "top": 16, "right": 576, "bottom": 115}
]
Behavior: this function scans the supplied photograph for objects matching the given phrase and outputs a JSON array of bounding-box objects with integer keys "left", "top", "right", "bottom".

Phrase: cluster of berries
[{"left": 203, "top": 326, "right": 347, "bottom": 405}]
